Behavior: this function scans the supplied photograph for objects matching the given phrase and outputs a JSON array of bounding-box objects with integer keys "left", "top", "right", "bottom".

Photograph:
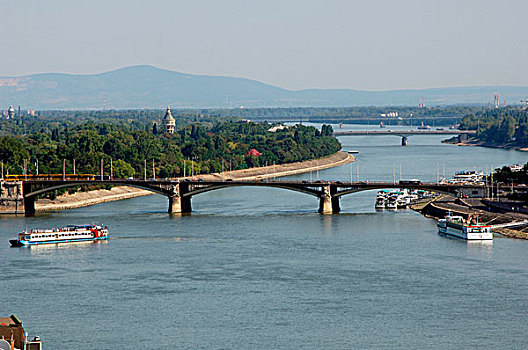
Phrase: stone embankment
[
  {"left": 35, "top": 186, "right": 153, "bottom": 212},
  {"left": 34, "top": 151, "right": 354, "bottom": 212}
]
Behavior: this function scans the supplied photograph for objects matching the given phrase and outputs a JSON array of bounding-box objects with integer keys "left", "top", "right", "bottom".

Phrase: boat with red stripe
[{"left": 10, "top": 224, "right": 109, "bottom": 247}]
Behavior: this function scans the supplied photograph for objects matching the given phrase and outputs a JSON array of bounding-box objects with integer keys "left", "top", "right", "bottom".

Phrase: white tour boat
[
  {"left": 437, "top": 213, "right": 492, "bottom": 240},
  {"left": 10, "top": 224, "right": 109, "bottom": 247}
]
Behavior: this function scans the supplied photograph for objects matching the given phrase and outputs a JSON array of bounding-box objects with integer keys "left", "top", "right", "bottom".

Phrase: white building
[{"left": 163, "top": 106, "right": 175, "bottom": 134}]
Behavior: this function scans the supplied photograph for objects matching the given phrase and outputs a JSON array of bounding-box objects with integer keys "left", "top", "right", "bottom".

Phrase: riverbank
[
  {"left": 412, "top": 196, "right": 528, "bottom": 240},
  {"left": 35, "top": 151, "right": 355, "bottom": 212},
  {"left": 442, "top": 137, "right": 528, "bottom": 152}
]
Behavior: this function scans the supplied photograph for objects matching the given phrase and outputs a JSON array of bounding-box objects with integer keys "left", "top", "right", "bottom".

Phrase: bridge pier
[
  {"left": 167, "top": 183, "right": 192, "bottom": 214},
  {"left": 318, "top": 185, "right": 340, "bottom": 214},
  {"left": 401, "top": 136, "right": 408, "bottom": 146},
  {"left": 23, "top": 196, "right": 35, "bottom": 214},
  {"left": 168, "top": 195, "right": 192, "bottom": 213}
]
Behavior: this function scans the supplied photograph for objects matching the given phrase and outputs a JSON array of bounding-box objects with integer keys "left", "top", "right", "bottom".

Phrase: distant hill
[{"left": 1, "top": 65, "right": 527, "bottom": 109}]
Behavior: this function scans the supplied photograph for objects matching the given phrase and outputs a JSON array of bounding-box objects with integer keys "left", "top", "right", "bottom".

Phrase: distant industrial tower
[
  {"left": 163, "top": 106, "right": 175, "bottom": 134},
  {"left": 418, "top": 98, "right": 425, "bottom": 108},
  {"left": 493, "top": 92, "right": 501, "bottom": 108}
]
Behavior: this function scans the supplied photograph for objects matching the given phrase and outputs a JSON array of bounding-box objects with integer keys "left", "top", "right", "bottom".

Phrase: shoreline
[
  {"left": 34, "top": 151, "right": 355, "bottom": 212},
  {"left": 442, "top": 138, "right": 528, "bottom": 152}
]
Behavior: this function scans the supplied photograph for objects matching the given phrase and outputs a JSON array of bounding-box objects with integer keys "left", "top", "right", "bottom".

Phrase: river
[{"left": 1, "top": 125, "right": 527, "bottom": 349}]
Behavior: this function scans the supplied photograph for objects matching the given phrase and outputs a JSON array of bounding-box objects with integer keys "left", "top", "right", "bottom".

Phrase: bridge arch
[
  {"left": 23, "top": 181, "right": 169, "bottom": 198},
  {"left": 333, "top": 185, "right": 457, "bottom": 198},
  {"left": 181, "top": 182, "right": 322, "bottom": 199}
]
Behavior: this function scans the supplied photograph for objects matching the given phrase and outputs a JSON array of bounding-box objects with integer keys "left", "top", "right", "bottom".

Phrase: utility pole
[
  {"left": 183, "top": 159, "right": 186, "bottom": 178},
  {"left": 36, "top": 159, "right": 39, "bottom": 175},
  {"left": 73, "top": 159, "right": 75, "bottom": 175},
  {"left": 144, "top": 159, "right": 147, "bottom": 180},
  {"left": 101, "top": 159, "right": 104, "bottom": 181},
  {"left": 490, "top": 170, "right": 493, "bottom": 200},
  {"left": 24, "top": 159, "right": 27, "bottom": 181},
  {"left": 110, "top": 159, "right": 113, "bottom": 180},
  {"left": 62, "top": 159, "right": 66, "bottom": 181},
  {"left": 152, "top": 159, "right": 155, "bottom": 180},
  {"left": 1, "top": 161, "right": 3, "bottom": 180},
  {"left": 222, "top": 159, "right": 224, "bottom": 182}
]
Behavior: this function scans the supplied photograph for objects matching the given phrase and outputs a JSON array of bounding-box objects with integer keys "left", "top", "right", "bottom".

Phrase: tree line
[
  {"left": 0, "top": 121, "right": 340, "bottom": 179},
  {"left": 459, "top": 108, "right": 528, "bottom": 146}
]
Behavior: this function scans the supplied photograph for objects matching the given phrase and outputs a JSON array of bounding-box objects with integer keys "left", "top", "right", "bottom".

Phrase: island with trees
[
  {"left": 0, "top": 115, "right": 341, "bottom": 181},
  {"left": 456, "top": 107, "right": 528, "bottom": 150}
]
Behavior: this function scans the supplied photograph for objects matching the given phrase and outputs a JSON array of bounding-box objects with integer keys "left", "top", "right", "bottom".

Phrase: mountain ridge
[{"left": 1, "top": 65, "right": 527, "bottom": 109}]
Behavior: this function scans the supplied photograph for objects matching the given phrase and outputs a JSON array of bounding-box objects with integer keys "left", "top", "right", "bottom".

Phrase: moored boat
[
  {"left": 10, "top": 224, "right": 109, "bottom": 247},
  {"left": 375, "top": 192, "right": 387, "bottom": 209},
  {"left": 437, "top": 212, "right": 492, "bottom": 240}
]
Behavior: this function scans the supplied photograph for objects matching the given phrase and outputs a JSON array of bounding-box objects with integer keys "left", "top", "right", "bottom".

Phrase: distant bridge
[
  {"left": 334, "top": 130, "right": 476, "bottom": 145},
  {"left": 17, "top": 178, "right": 507, "bottom": 215}
]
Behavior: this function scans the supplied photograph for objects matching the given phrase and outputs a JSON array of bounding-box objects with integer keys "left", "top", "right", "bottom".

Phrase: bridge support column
[
  {"left": 319, "top": 185, "right": 339, "bottom": 214},
  {"left": 331, "top": 196, "right": 340, "bottom": 213},
  {"left": 401, "top": 136, "right": 408, "bottom": 146},
  {"left": 167, "top": 183, "right": 191, "bottom": 214},
  {"left": 23, "top": 196, "right": 35, "bottom": 214},
  {"left": 168, "top": 195, "right": 192, "bottom": 214}
]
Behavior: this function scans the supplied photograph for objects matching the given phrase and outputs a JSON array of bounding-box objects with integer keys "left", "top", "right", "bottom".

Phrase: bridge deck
[
  {"left": 334, "top": 130, "right": 476, "bottom": 136},
  {"left": 23, "top": 179, "right": 490, "bottom": 191}
]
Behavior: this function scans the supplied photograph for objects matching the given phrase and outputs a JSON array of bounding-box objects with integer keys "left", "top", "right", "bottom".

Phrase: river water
[{"left": 1, "top": 125, "right": 527, "bottom": 349}]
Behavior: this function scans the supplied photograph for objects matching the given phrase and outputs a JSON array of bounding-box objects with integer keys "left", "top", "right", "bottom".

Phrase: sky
[{"left": 1, "top": 0, "right": 527, "bottom": 91}]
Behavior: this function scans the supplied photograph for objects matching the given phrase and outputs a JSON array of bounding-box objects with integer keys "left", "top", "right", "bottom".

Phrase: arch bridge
[{"left": 20, "top": 179, "right": 491, "bottom": 215}]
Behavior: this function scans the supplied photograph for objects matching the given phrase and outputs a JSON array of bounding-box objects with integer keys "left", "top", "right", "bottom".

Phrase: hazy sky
[{"left": 1, "top": 0, "right": 527, "bottom": 90}]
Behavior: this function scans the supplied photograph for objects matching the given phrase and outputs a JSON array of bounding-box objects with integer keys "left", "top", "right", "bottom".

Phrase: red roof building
[{"left": 246, "top": 149, "right": 262, "bottom": 156}]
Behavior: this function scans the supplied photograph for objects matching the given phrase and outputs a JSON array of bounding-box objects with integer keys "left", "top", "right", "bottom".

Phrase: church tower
[{"left": 163, "top": 106, "right": 175, "bottom": 134}]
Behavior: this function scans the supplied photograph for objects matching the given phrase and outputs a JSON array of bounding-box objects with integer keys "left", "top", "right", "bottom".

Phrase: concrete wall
[{"left": 0, "top": 181, "right": 24, "bottom": 214}]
